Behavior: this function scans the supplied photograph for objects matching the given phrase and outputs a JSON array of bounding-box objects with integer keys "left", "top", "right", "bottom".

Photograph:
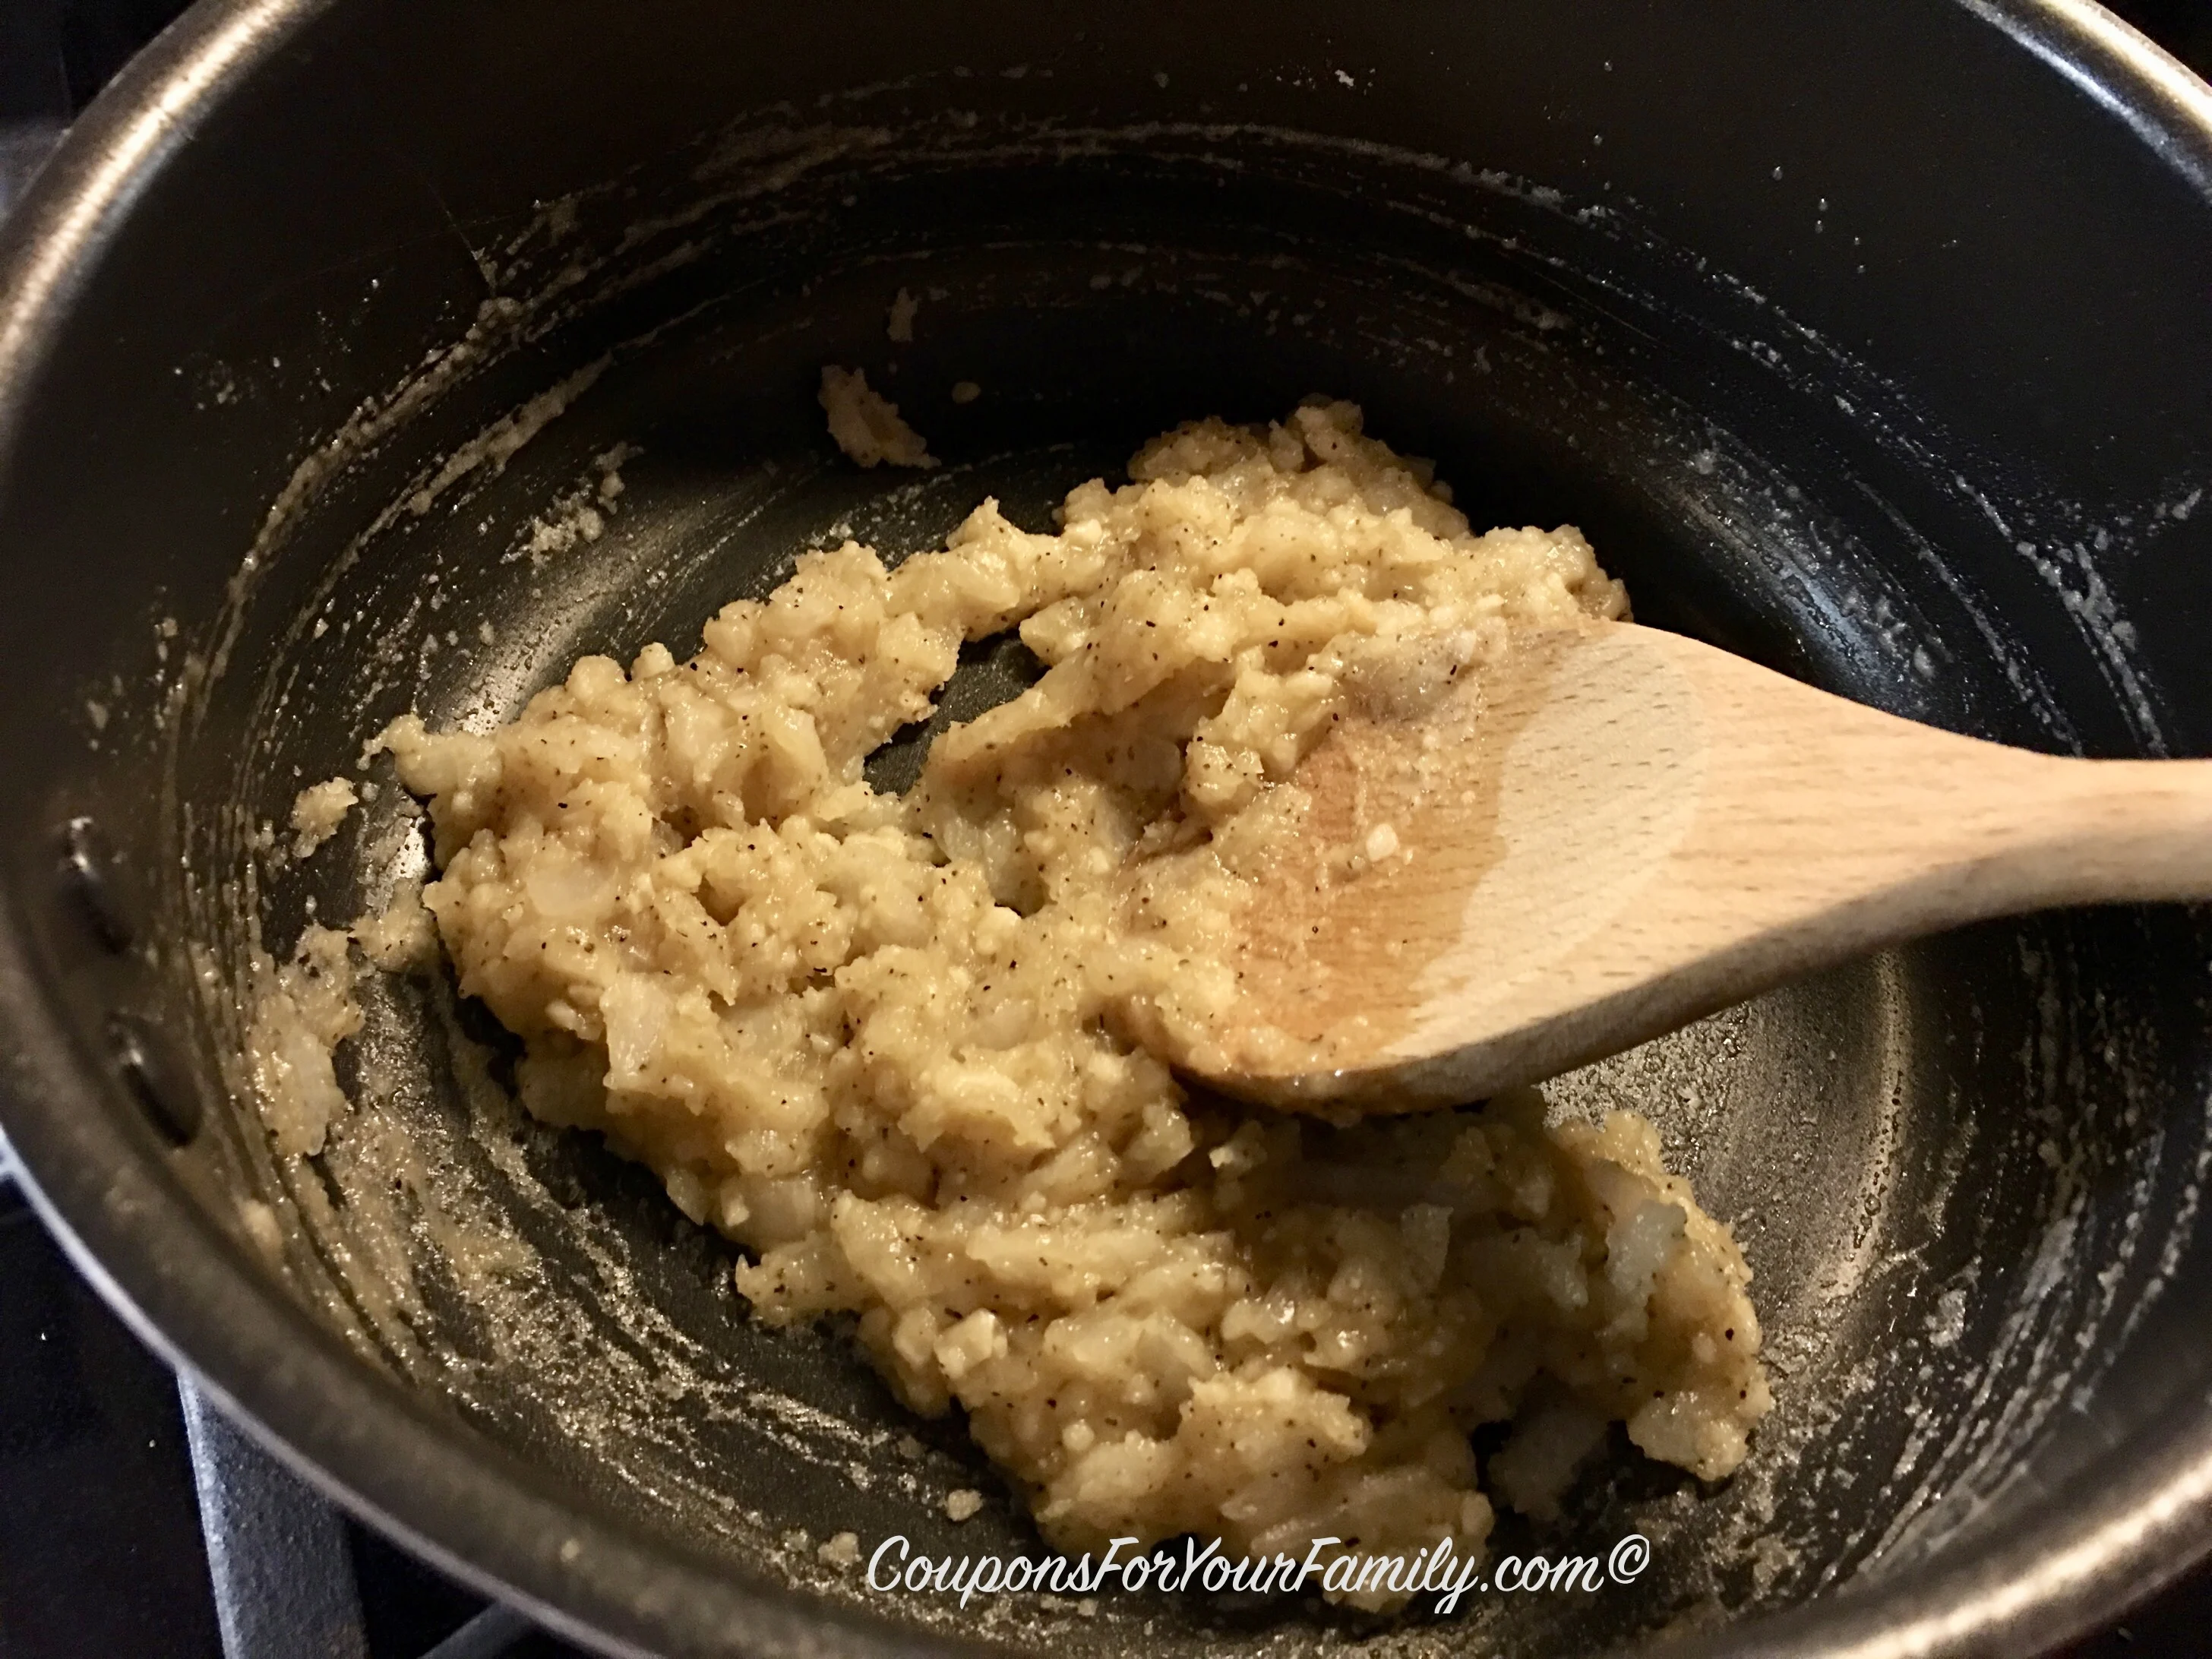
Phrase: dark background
[{"left": 0, "top": 2, "right": 2208, "bottom": 1656}]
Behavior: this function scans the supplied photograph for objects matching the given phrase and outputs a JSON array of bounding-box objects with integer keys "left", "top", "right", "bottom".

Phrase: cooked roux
[{"left": 377, "top": 400, "right": 1770, "bottom": 1601}]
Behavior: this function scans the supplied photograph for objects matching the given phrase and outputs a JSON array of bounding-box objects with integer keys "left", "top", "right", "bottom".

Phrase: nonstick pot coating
[{"left": 3, "top": 3, "right": 2212, "bottom": 1657}]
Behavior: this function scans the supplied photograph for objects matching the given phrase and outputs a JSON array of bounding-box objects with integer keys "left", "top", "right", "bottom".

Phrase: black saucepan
[{"left": 2, "top": 2, "right": 2211, "bottom": 1655}]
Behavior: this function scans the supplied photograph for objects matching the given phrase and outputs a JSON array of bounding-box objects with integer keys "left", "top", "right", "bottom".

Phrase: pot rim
[{"left": 0, "top": 3, "right": 2208, "bottom": 1655}]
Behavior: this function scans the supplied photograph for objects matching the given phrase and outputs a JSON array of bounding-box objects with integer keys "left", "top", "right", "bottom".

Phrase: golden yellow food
[{"left": 378, "top": 400, "right": 1769, "bottom": 1597}]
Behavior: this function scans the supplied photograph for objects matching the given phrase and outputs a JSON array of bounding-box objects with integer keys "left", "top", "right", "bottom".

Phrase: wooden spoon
[{"left": 1183, "top": 619, "right": 2212, "bottom": 1111}]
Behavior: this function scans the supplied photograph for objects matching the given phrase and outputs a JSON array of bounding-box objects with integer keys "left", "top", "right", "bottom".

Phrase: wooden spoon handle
[
  {"left": 1664, "top": 634, "right": 2212, "bottom": 925},
  {"left": 1949, "top": 754, "right": 2212, "bottom": 906}
]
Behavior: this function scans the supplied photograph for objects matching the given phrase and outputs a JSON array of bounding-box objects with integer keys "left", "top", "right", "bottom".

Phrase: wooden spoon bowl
[{"left": 1190, "top": 621, "right": 2212, "bottom": 1109}]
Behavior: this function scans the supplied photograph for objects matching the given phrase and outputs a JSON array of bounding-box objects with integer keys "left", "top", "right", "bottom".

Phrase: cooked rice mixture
[{"left": 378, "top": 400, "right": 1769, "bottom": 1597}]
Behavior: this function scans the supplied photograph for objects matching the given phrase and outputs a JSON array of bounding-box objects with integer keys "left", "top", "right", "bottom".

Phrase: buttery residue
[
  {"left": 289, "top": 776, "right": 359, "bottom": 859},
  {"left": 888, "top": 287, "right": 920, "bottom": 343},
  {"left": 820, "top": 365, "right": 937, "bottom": 469}
]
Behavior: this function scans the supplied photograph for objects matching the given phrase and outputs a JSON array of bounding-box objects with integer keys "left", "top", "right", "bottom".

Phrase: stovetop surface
[
  {"left": 1, "top": 1171, "right": 592, "bottom": 1658},
  {"left": 2, "top": 2, "right": 2210, "bottom": 1655}
]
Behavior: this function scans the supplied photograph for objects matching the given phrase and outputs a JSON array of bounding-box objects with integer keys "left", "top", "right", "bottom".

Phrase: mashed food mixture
[{"left": 381, "top": 400, "right": 1769, "bottom": 1589}]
